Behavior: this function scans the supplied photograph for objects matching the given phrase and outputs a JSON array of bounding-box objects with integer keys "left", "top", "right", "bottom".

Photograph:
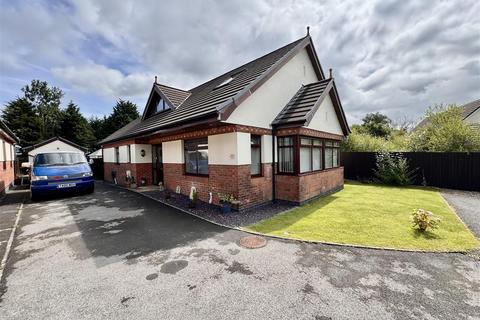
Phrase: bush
[
  {"left": 341, "top": 129, "right": 408, "bottom": 152},
  {"left": 412, "top": 208, "right": 441, "bottom": 231},
  {"left": 373, "top": 152, "right": 416, "bottom": 185}
]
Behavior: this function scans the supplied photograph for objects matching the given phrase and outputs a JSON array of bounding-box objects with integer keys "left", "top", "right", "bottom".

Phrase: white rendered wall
[
  {"left": 306, "top": 95, "right": 344, "bottom": 135},
  {"left": 162, "top": 140, "right": 183, "bottom": 164},
  {"left": 261, "top": 135, "right": 273, "bottom": 163},
  {"left": 0, "top": 140, "right": 5, "bottom": 161},
  {"left": 28, "top": 140, "right": 84, "bottom": 163},
  {"left": 131, "top": 144, "right": 152, "bottom": 164},
  {"left": 226, "top": 48, "right": 319, "bottom": 128},
  {"left": 118, "top": 145, "right": 129, "bottom": 163},
  {"left": 208, "top": 132, "right": 251, "bottom": 165},
  {"left": 103, "top": 148, "right": 115, "bottom": 162}
]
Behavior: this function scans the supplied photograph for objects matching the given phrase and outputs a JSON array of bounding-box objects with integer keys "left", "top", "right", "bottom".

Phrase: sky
[{"left": 1, "top": 0, "right": 479, "bottom": 125}]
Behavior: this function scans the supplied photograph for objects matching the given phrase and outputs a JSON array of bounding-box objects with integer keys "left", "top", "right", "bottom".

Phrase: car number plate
[{"left": 57, "top": 183, "right": 76, "bottom": 188}]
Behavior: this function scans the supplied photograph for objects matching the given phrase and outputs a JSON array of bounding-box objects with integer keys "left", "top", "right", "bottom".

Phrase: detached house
[{"left": 100, "top": 34, "right": 349, "bottom": 209}]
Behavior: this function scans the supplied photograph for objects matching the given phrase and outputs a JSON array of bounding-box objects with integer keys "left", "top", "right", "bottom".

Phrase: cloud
[
  {"left": 52, "top": 62, "right": 154, "bottom": 98},
  {"left": 0, "top": 0, "right": 479, "bottom": 122}
]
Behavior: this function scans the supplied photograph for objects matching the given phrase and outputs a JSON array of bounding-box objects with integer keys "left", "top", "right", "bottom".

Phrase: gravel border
[{"left": 139, "top": 189, "right": 296, "bottom": 227}]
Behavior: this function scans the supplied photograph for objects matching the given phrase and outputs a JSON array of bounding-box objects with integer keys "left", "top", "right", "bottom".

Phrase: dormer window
[{"left": 155, "top": 96, "right": 170, "bottom": 113}]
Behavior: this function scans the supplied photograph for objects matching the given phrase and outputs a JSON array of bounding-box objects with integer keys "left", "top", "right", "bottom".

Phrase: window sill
[{"left": 251, "top": 174, "right": 263, "bottom": 178}]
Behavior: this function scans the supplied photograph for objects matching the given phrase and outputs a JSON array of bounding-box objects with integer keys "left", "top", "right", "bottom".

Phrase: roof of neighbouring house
[
  {"left": 462, "top": 99, "right": 480, "bottom": 119},
  {"left": 0, "top": 119, "right": 19, "bottom": 143},
  {"left": 100, "top": 36, "right": 323, "bottom": 144},
  {"left": 23, "top": 136, "right": 88, "bottom": 152}
]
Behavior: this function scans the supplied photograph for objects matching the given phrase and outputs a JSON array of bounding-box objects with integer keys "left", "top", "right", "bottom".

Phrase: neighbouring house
[
  {"left": 0, "top": 119, "right": 19, "bottom": 194},
  {"left": 461, "top": 99, "right": 480, "bottom": 130},
  {"left": 416, "top": 99, "right": 480, "bottom": 130},
  {"left": 100, "top": 34, "right": 350, "bottom": 209},
  {"left": 88, "top": 149, "right": 103, "bottom": 159},
  {"left": 24, "top": 137, "right": 88, "bottom": 163}
]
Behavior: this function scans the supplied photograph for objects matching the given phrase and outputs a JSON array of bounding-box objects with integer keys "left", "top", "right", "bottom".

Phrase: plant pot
[{"left": 220, "top": 203, "right": 232, "bottom": 214}]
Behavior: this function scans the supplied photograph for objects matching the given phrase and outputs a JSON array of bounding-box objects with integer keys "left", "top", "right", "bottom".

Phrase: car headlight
[
  {"left": 82, "top": 172, "right": 93, "bottom": 177},
  {"left": 31, "top": 175, "right": 48, "bottom": 181}
]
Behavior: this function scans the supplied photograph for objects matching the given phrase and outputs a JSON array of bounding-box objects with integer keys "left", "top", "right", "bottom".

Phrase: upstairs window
[
  {"left": 184, "top": 138, "right": 209, "bottom": 175},
  {"left": 155, "top": 96, "right": 170, "bottom": 113}
]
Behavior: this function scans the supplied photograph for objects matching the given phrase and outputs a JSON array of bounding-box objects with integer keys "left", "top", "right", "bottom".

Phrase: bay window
[
  {"left": 277, "top": 136, "right": 340, "bottom": 174},
  {"left": 250, "top": 135, "right": 261, "bottom": 176},
  {"left": 278, "top": 137, "right": 294, "bottom": 173},
  {"left": 184, "top": 138, "right": 209, "bottom": 175}
]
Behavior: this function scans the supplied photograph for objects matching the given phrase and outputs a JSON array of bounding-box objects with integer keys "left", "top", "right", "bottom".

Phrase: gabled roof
[
  {"left": 24, "top": 136, "right": 88, "bottom": 152},
  {"left": 462, "top": 99, "right": 480, "bottom": 119},
  {"left": 101, "top": 35, "right": 322, "bottom": 144},
  {"left": 0, "top": 119, "right": 19, "bottom": 143},
  {"left": 156, "top": 84, "right": 191, "bottom": 108},
  {"left": 272, "top": 79, "right": 350, "bottom": 135}
]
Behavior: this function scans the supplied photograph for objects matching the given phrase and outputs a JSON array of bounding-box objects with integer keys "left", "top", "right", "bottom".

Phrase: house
[
  {"left": 24, "top": 137, "right": 88, "bottom": 163},
  {"left": 0, "top": 119, "right": 19, "bottom": 194},
  {"left": 461, "top": 99, "right": 480, "bottom": 130},
  {"left": 416, "top": 99, "right": 480, "bottom": 130},
  {"left": 100, "top": 33, "right": 350, "bottom": 209},
  {"left": 88, "top": 149, "right": 103, "bottom": 159}
]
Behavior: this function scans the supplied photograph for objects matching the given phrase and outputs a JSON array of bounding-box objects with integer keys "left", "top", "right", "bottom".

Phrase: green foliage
[
  {"left": 218, "top": 193, "right": 236, "bottom": 204},
  {"left": 22, "top": 79, "right": 63, "bottom": 139},
  {"left": 88, "top": 100, "right": 140, "bottom": 144},
  {"left": 341, "top": 127, "right": 408, "bottom": 152},
  {"left": 107, "top": 99, "right": 140, "bottom": 133},
  {"left": 412, "top": 208, "right": 441, "bottom": 231},
  {"left": 2, "top": 98, "right": 42, "bottom": 145},
  {"left": 359, "top": 112, "right": 392, "bottom": 138},
  {"left": 373, "top": 152, "right": 416, "bottom": 186},
  {"left": 410, "top": 105, "right": 480, "bottom": 152},
  {"left": 59, "top": 102, "right": 96, "bottom": 148}
]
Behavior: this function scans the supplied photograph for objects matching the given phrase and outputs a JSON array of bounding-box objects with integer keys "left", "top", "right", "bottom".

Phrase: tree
[
  {"left": 106, "top": 99, "right": 140, "bottom": 134},
  {"left": 410, "top": 105, "right": 480, "bottom": 152},
  {"left": 360, "top": 112, "right": 392, "bottom": 138},
  {"left": 59, "top": 101, "right": 96, "bottom": 149},
  {"left": 1, "top": 98, "right": 42, "bottom": 145},
  {"left": 89, "top": 116, "right": 109, "bottom": 142},
  {"left": 22, "top": 80, "right": 63, "bottom": 139}
]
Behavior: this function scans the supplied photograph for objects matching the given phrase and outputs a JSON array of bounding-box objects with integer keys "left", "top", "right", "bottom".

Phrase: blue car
[{"left": 30, "top": 151, "right": 94, "bottom": 200}]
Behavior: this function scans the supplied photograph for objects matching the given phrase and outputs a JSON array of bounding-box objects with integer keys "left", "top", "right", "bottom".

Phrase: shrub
[
  {"left": 373, "top": 152, "right": 416, "bottom": 185},
  {"left": 412, "top": 208, "right": 441, "bottom": 231},
  {"left": 218, "top": 193, "right": 236, "bottom": 204}
]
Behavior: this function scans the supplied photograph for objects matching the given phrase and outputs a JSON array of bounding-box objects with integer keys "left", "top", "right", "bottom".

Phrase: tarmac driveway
[{"left": 0, "top": 183, "right": 479, "bottom": 320}]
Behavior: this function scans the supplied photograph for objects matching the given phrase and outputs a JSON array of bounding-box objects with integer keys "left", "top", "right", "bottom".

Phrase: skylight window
[{"left": 214, "top": 76, "right": 234, "bottom": 89}]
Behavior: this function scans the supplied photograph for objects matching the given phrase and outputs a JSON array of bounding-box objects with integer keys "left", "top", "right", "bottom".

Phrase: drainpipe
[{"left": 271, "top": 127, "right": 276, "bottom": 203}]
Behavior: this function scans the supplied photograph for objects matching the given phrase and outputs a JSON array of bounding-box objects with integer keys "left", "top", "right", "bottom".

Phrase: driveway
[{"left": 0, "top": 183, "right": 479, "bottom": 320}]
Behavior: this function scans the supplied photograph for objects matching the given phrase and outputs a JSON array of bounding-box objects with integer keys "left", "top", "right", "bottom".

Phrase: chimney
[{"left": 329, "top": 68, "right": 333, "bottom": 79}]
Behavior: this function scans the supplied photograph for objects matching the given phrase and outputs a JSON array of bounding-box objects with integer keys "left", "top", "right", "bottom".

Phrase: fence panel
[{"left": 341, "top": 152, "right": 480, "bottom": 191}]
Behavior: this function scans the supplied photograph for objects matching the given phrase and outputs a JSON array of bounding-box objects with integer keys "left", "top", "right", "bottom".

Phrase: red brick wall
[
  {"left": 163, "top": 163, "right": 273, "bottom": 209},
  {"left": 0, "top": 161, "right": 15, "bottom": 194},
  {"left": 276, "top": 167, "right": 344, "bottom": 203},
  {"left": 104, "top": 162, "right": 152, "bottom": 186}
]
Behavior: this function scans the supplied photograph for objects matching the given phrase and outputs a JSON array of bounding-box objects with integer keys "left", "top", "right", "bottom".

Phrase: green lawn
[{"left": 247, "top": 181, "right": 479, "bottom": 251}]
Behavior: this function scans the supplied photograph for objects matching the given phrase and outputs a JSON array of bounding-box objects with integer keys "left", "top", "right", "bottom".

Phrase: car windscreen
[{"left": 34, "top": 153, "right": 88, "bottom": 167}]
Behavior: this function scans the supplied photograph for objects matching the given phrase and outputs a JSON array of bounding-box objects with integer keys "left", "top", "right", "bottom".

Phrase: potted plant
[
  {"left": 219, "top": 193, "right": 236, "bottom": 214},
  {"left": 189, "top": 189, "right": 198, "bottom": 208}
]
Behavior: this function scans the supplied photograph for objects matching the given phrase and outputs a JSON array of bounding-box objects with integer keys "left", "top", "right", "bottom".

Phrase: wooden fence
[{"left": 341, "top": 152, "right": 480, "bottom": 191}]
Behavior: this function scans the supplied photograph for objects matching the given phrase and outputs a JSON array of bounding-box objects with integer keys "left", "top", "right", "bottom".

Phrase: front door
[{"left": 152, "top": 145, "right": 163, "bottom": 185}]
